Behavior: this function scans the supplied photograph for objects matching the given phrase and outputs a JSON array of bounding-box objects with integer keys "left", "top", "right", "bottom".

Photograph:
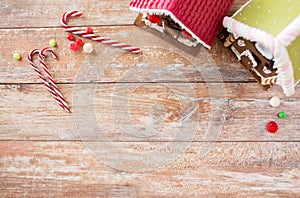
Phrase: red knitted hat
[{"left": 129, "top": 0, "right": 234, "bottom": 48}]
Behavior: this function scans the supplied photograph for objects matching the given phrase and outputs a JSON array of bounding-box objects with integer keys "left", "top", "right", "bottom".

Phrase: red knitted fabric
[{"left": 130, "top": 0, "right": 234, "bottom": 47}]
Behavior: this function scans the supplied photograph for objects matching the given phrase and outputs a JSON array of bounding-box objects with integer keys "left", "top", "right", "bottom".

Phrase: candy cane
[
  {"left": 38, "top": 48, "right": 71, "bottom": 113},
  {"left": 27, "top": 49, "right": 71, "bottom": 113},
  {"left": 60, "top": 10, "right": 140, "bottom": 54}
]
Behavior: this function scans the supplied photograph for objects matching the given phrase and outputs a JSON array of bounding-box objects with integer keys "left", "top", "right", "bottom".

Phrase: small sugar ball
[
  {"left": 270, "top": 96, "right": 281, "bottom": 107},
  {"left": 86, "top": 27, "right": 93, "bottom": 34},
  {"left": 13, "top": 53, "right": 21, "bottom": 60},
  {"left": 69, "top": 41, "right": 79, "bottom": 51},
  {"left": 266, "top": 121, "right": 278, "bottom": 133},
  {"left": 67, "top": 34, "right": 75, "bottom": 41},
  {"left": 278, "top": 112, "right": 286, "bottom": 119},
  {"left": 49, "top": 39, "right": 57, "bottom": 47},
  {"left": 76, "top": 38, "right": 83, "bottom": 46},
  {"left": 83, "top": 43, "right": 94, "bottom": 54}
]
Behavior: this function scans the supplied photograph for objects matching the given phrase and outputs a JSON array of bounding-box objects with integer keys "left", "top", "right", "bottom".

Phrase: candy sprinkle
[
  {"left": 270, "top": 96, "right": 281, "bottom": 107},
  {"left": 83, "top": 43, "right": 94, "bottom": 54},
  {"left": 266, "top": 121, "right": 279, "bottom": 133},
  {"left": 76, "top": 38, "right": 83, "bottom": 46},
  {"left": 49, "top": 39, "right": 57, "bottom": 47},
  {"left": 278, "top": 112, "right": 286, "bottom": 119},
  {"left": 69, "top": 41, "right": 79, "bottom": 51},
  {"left": 86, "top": 27, "right": 93, "bottom": 34},
  {"left": 67, "top": 34, "right": 75, "bottom": 41},
  {"left": 13, "top": 52, "right": 21, "bottom": 60}
]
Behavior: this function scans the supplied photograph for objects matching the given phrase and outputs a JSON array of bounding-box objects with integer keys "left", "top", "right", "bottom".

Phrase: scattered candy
[
  {"left": 181, "top": 29, "right": 193, "bottom": 40},
  {"left": 83, "top": 43, "right": 94, "bottom": 54},
  {"left": 269, "top": 96, "right": 281, "bottom": 107},
  {"left": 13, "top": 52, "right": 21, "bottom": 60},
  {"left": 266, "top": 121, "right": 279, "bottom": 133},
  {"left": 61, "top": 10, "right": 140, "bottom": 53},
  {"left": 278, "top": 112, "right": 286, "bottom": 119},
  {"left": 147, "top": 15, "right": 161, "bottom": 24},
  {"left": 86, "top": 27, "right": 93, "bottom": 34},
  {"left": 49, "top": 39, "right": 57, "bottom": 47},
  {"left": 67, "top": 34, "right": 75, "bottom": 41},
  {"left": 76, "top": 38, "right": 83, "bottom": 46},
  {"left": 69, "top": 41, "right": 79, "bottom": 51}
]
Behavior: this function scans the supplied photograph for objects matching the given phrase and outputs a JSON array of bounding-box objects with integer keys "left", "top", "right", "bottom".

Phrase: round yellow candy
[
  {"left": 49, "top": 39, "right": 57, "bottom": 47},
  {"left": 13, "top": 53, "right": 21, "bottom": 60}
]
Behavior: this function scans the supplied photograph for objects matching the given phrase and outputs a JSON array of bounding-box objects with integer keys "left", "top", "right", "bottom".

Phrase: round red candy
[
  {"left": 266, "top": 121, "right": 278, "bottom": 133},
  {"left": 67, "top": 34, "right": 75, "bottom": 41},
  {"left": 69, "top": 41, "right": 79, "bottom": 51},
  {"left": 86, "top": 27, "right": 93, "bottom": 34},
  {"left": 76, "top": 38, "right": 83, "bottom": 46},
  {"left": 147, "top": 15, "right": 161, "bottom": 24}
]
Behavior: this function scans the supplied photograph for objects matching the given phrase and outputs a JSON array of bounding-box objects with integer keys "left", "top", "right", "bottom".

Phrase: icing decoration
[
  {"left": 263, "top": 66, "right": 272, "bottom": 74},
  {"left": 255, "top": 43, "right": 273, "bottom": 60},
  {"left": 129, "top": 0, "right": 234, "bottom": 49},
  {"left": 178, "top": 36, "right": 198, "bottom": 47},
  {"left": 261, "top": 77, "right": 277, "bottom": 85},
  {"left": 144, "top": 18, "right": 165, "bottom": 33},
  {"left": 240, "top": 50, "right": 258, "bottom": 67},
  {"left": 223, "top": 0, "right": 300, "bottom": 96},
  {"left": 250, "top": 67, "right": 277, "bottom": 86},
  {"left": 238, "top": 40, "right": 246, "bottom": 47},
  {"left": 230, "top": 46, "right": 241, "bottom": 60}
]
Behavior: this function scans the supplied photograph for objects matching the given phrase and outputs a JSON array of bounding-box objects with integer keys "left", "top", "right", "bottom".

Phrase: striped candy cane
[
  {"left": 38, "top": 47, "right": 71, "bottom": 112},
  {"left": 27, "top": 49, "right": 71, "bottom": 113},
  {"left": 60, "top": 10, "right": 140, "bottom": 54}
]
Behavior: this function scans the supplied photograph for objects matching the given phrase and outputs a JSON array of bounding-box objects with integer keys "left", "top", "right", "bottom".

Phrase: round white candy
[
  {"left": 269, "top": 96, "right": 281, "bottom": 107},
  {"left": 83, "top": 43, "right": 94, "bottom": 54}
]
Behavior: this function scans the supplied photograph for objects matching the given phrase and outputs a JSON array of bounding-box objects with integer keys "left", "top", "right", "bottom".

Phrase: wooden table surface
[{"left": 1, "top": 0, "right": 299, "bottom": 197}]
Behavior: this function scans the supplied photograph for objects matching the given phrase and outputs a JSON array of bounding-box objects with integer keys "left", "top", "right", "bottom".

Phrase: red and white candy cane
[
  {"left": 38, "top": 47, "right": 71, "bottom": 112},
  {"left": 27, "top": 49, "right": 71, "bottom": 113},
  {"left": 60, "top": 10, "right": 140, "bottom": 54}
]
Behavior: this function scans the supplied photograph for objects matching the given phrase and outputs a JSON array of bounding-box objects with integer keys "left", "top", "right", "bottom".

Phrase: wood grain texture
[
  {"left": 0, "top": 27, "right": 253, "bottom": 84},
  {"left": 0, "top": 142, "right": 299, "bottom": 197},
  {"left": 1, "top": 0, "right": 299, "bottom": 197},
  {"left": 0, "top": 83, "right": 300, "bottom": 141},
  {"left": 0, "top": 83, "right": 299, "bottom": 142}
]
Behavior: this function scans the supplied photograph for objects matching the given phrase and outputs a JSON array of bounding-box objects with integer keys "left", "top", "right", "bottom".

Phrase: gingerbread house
[
  {"left": 129, "top": 0, "right": 234, "bottom": 49},
  {"left": 222, "top": 0, "right": 300, "bottom": 96}
]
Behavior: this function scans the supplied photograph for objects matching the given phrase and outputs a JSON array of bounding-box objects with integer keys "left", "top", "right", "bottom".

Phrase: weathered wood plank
[
  {"left": 0, "top": 141, "right": 299, "bottom": 197},
  {"left": 0, "top": 0, "right": 248, "bottom": 28},
  {"left": 0, "top": 26, "right": 253, "bottom": 84},
  {"left": 0, "top": 83, "right": 299, "bottom": 141}
]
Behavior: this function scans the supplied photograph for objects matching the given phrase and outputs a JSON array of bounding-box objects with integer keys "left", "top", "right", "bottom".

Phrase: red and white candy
[
  {"left": 27, "top": 48, "right": 71, "bottom": 113},
  {"left": 61, "top": 10, "right": 140, "bottom": 54}
]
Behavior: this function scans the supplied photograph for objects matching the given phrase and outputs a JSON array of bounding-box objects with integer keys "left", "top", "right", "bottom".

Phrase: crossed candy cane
[{"left": 27, "top": 48, "right": 71, "bottom": 113}]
